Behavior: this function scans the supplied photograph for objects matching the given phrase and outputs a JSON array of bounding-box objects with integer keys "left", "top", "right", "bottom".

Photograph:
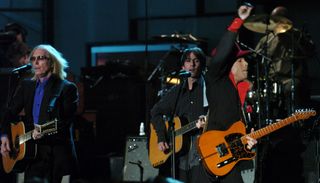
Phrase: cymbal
[
  {"left": 244, "top": 14, "right": 293, "bottom": 34},
  {"left": 153, "top": 33, "right": 206, "bottom": 43}
]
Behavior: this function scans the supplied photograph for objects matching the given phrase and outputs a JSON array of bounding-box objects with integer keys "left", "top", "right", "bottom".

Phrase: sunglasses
[{"left": 30, "top": 55, "right": 49, "bottom": 62}]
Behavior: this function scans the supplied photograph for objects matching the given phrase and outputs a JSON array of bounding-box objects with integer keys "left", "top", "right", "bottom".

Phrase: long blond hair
[{"left": 29, "top": 44, "right": 69, "bottom": 80}]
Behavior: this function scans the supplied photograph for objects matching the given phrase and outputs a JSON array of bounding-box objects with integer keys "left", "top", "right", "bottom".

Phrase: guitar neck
[
  {"left": 19, "top": 130, "right": 33, "bottom": 145},
  {"left": 175, "top": 119, "right": 197, "bottom": 136},
  {"left": 16, "top": 119, "right": 58, "bottom": 145},
  {"left": 241, "top": 115, "right": 298, "bottom": 144}
]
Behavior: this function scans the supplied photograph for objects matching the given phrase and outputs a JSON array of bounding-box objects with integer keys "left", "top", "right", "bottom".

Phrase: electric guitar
[
  {"left": 149, "top": 116, "right": 207, "bottom": 167},
  {"left": 2, "top": 119, "right": 58, "bottom": 173},
  {"left": 197, "top": 109, "right": 316, "bottom": 176}
]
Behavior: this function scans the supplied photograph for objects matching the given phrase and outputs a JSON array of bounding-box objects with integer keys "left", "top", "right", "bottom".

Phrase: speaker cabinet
[
  {"left": 123, "top": 136, "right": 158, "bottom": 182},
  {"left": 302, "top": 136, "right": 320, "bottom": 183},
  {"left": 109, "top": 156, "right": 124, "bottom": 182}
]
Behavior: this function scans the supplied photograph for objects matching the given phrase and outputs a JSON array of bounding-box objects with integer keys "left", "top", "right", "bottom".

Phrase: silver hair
[{"left": 29, "top": 44, "right": 69, "bottom": 80}]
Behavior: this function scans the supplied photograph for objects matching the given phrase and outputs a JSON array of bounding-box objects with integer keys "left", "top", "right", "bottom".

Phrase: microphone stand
[
  {"left": 257, "top": 17, "right": 273, "bottom": 183},
  {"left": 147, "top": 55, "right": 165, "bottom": 97},
  {"left": 6, "top": 71, "right": 26, "bottom": 108},
  {"left": 167, "top": 76, "right": 187, "bottom": 179},
  {"left": 147, "top": 48, "right": 178, "bottom": 97},
  {"left": 237, "top": 41, "right": 272, "bottom": 62},
  {"left": 290, "top": 31, "right": 297, "bottom": 114},
  {"left": 290, "top": 59, "right": 296, "bottom": 114},
  {"left": 147, "top": 60, "right": 163, "bottom": 82}
]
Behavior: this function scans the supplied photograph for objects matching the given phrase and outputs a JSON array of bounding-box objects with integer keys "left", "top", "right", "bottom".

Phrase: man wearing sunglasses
[{"left": 1, "top": 44, "right": 79, "bottom": 183}]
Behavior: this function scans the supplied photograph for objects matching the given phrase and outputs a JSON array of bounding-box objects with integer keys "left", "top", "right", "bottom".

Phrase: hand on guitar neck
[
  {"left": 32, "top": 124, "right": 43, "bottom": 140},
  {"left": 157, "top": 115, "right": 208, "bottom": 153},
  {"left": 246, "top": 128, "right": 257, "bottom": 150},
  {"left": 196, "top": 115, "right": 207, "bottom": 129}
]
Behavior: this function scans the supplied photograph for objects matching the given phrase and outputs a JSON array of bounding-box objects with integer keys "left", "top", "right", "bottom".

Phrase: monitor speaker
[{"left": 123, "top": 136, "right": 158, "bottom": 182}]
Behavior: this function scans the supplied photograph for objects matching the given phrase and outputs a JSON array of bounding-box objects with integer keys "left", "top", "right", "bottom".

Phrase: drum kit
[
  {"left": 242, "top": 13, "right": 313, "bottom": 126},
  {"left": 242, "top": 13, "right": 318, "bottom": 183}
]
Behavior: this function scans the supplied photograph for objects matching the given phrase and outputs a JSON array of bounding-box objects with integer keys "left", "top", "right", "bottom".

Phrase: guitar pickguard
[{"left": 217, "top": 133, "right": 255, "bottom": 168}]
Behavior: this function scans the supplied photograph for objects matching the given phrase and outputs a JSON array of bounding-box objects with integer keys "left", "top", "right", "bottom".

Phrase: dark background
[{"left": 1, "top": 0, "right": 320, "bottom": 182}]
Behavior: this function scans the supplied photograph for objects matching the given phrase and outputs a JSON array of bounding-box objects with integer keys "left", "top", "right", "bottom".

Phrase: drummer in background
[
  {"left": 255, "top": 6, "right": 315, "bottom": 117},
  {"left": 254, "top": 6, "right": 315, "bottom": 183}
]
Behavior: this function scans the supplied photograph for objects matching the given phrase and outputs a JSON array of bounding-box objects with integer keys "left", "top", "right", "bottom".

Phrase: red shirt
[{"left": 229, "top": 72, "right": 250, "bottom": 107}]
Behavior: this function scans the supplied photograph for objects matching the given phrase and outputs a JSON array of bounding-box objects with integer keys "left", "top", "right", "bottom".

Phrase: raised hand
[{"left": 238, "top": 5, "right": 253, "bottom": 20}]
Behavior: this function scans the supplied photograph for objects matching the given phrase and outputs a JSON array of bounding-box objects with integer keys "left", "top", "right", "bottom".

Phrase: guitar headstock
[
  {"left": 39, "top": 118, "right": 58, "bottom": 136},
  {"left": 293, "top": 109, "right": 317, "bottom": 120}
]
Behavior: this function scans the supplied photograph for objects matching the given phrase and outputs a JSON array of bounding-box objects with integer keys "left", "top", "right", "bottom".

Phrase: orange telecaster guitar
[
  {"left": 197, "top": 110, "right": 316, "bottom": 176},
  {"left": 149, "top": 116, "right": 206, "bottom": 167},
  {"left": 2, "top": 119, "right": 58, "bottom": 173}
]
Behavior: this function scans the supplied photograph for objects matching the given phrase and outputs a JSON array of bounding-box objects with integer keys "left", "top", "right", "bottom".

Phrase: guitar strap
[
  {"left": 238, "top": 92, "right": 249, "bottom": 129},
  {"left": 202, "top": 76, "right": 209, "bottom": 132},
  {"left": 235, "top": 82, "right": 249, "bottom": 129},
  {"left": 241, "top": 106, "right": 249, "bottom": 128},
  {"left": 47, "top": 79, "right": 65, "bottom": 113},
  {"left": 202, "top": 76, "right": 208, "bottom": 109}
]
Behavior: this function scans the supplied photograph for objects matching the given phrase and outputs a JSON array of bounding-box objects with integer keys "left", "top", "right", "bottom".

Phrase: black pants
[
  {"left": 179, "top": 164, "right": 216, "bottom": 183},
  {"left": 218, "top": 164, "right": 244, "bottom": 183},
  {"left": 24, "top": 144, "right": 77, "bottom": 183}
]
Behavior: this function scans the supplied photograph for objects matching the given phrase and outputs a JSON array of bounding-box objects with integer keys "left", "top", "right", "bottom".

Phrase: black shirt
[{"left": 150, "top": 76, "right": 207, "bottom": 170}]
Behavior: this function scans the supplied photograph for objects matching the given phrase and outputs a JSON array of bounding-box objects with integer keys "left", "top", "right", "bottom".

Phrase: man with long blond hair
[{"left": 1, "top": 44, "right": 79, "bottom": 183}]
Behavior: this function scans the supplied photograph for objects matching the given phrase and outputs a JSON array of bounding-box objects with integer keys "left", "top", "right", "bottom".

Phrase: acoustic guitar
[
  {"left": 197, "top": 109, "right": 316, "bottom": 176},
  {"left": 2, "top": 119, "right": 58, "bottom": 173},
  {"left": 149, "top": 116, "right": 206, "bottom": 167}
]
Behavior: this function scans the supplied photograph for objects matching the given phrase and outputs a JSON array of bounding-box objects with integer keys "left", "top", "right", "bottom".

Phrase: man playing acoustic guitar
[
  {"left": 1, "top": 44, "right": 79, "bottom": 183},
  {"left": 150, "top": 46, "right": 209, "bottom": 183}
]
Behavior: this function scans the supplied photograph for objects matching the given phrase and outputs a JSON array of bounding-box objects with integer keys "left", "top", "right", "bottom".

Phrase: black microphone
[
  {"left": 170, "top": 70, "right": 191, "bottom": 78},
  {"left": 179, "top": 70, "right": 192, "bottom": 77},
  {"left": 11, "top": 63, "right": 32, "bottom": 74},
  {"left": 242, "top": 2, "right": 254, "bottom": 8}
]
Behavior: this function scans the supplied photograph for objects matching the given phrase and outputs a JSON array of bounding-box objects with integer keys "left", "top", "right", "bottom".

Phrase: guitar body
[
  {"left": 2, "top": 122, "right": 36, "bottom": 173},
  {"left": 197, "top": 121, "right": 255, "bottom": 176},
  {"left": 149, "top": 117, "right": 183, "bottom": 167},
  {"left": 197, "top": 110, "right": 316, "bottom": 176}
]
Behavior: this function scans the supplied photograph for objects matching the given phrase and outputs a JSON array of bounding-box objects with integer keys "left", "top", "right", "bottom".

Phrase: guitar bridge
[
  {"left": 217, "top": 157, "right": 237, "bottom": 168},
  {"left": 216, "top": 143, "right": 229, "bottom": 157}
]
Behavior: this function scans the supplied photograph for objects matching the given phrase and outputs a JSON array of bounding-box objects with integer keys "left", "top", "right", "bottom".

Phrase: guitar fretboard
[
  {"left": 19, "top": 130, "right": 33, "bottom": 145},
  {"left": 175, "top": 120, "right": 198, "bottom": 136},
  {"left": 240, "top": 111, "right": 316, "bottom": 144}
]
